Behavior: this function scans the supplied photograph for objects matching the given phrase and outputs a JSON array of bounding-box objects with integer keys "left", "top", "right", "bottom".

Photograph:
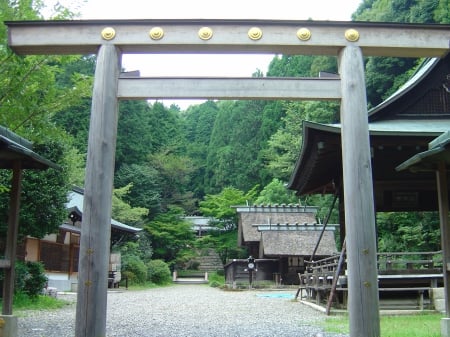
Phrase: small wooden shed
[
  {"left": 20, "top": 187, "right": 142, "bottom": 291},
  {"left": 233, "top": 205, "right": 338, "bottom": 284}
]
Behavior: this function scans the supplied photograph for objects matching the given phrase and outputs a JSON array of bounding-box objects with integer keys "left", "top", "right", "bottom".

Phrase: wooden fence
[{"left": 297, "top": 251, "right": 443, "bottom": 311}]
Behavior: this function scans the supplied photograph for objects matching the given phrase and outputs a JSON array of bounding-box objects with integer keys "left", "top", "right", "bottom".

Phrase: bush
[
  {"left": 208, "top": 271, "right": 225, "bottom": 288},
  {"left": 121, "top": 255, "right": 147, "bottom": 285},
  {"left": 147, "top": 259, "right": 171, "bottom": 285},
  {"left": 14, "top": 261, "right": 47, "bottom": 297}
]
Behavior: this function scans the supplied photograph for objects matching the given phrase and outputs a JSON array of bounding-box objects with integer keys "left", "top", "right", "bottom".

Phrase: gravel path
[{"left": 17, "top": 285, "right": 349, "bottom": 337}]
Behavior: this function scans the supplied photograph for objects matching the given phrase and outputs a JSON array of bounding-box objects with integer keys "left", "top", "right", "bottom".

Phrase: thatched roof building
[
  {"left": 261, "top": 230, "right": 337, "bottom": 257},
  {"left": 235, "top": 205, "right": 337, "bottom": 259}
]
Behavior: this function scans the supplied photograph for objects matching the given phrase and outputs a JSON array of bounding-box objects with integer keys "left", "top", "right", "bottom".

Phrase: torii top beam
[{"left": 5, "top": 19, "right": 450, "bottom": 58}]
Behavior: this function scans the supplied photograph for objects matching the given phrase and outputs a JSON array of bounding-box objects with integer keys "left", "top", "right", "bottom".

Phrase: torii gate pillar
[
  {"left": 339, "top": 45, "right": 380, "bottom": 337},
  {"left": 75, "top": 44, "right": 121, "bottom": 337}
]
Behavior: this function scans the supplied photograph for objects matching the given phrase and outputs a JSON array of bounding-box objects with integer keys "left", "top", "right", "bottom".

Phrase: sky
[{"left": 44, "top": 0, "right": 363, "bottom": 108}]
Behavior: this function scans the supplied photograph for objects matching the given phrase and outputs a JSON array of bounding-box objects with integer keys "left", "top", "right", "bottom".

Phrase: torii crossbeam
[{"left": 6, "top": 19, "right": 450, "bottom": 337}]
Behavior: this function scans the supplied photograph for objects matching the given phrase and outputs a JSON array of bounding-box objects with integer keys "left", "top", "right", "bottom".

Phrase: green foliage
[
  {"left": 200, "top": 186, "right": 258, "bottom": 231},
  {"left": 14, "top": 261, "right": 47, "bottom": 297},
  {"left": 0, "top": 1, "right": 89, "bottom": 239},
  {"left": 116, "top": 100, "right": 153, "bottom": 170},
  {"left": 173, "top": 248, "right": 199, "bottom": 270},
  {"left": 377, "top": 212, "right": 441, "bottom": 252},
  {"left": 264, "top": 101, "right": 338, "bottom": 181},
  {"left": 352, "top": 0, "right": 446, "bottom": 107},
  {"left": 144, "top": 206, "right": 195, "bottom": 264},
  {"left": 204, "top": 100, "right": 273, "bottom": 193},
  {"left": 117, "top": 239, "right": 152, "bottom": 265},
  {"left": 0, "top": 292, "right": 69, "bottom": 311},
  {"left": 267, "top": 55, "right": 315, "bottom": 77},
  {"left": 112, "top": 184, "right": 148, "bottom": 225},
  {"left": 182, "top": 101, "right": 219, "bottom": 198},
  {"left": 114, "top": 164, "right": 162, "bottom": 218},
  {"left": 118, "top": 240, "right": 152, "bottom": 285},
  {"left": 121, "top": 254, "right": 147, "bottom": 285},
  {"left": 434, "top": 0, "right": 450, "bottom": 23},
  {"left": 208, "top": 271, "right": 225, "bottom": 288},
  {"left": 213, "top": 230, "right": 248, "bottom": 264},
  {"left": 267, "top": 55, "right": 337, "bottom": 78},
  {"left": 146, "top": 259, "right": 171, "bottom": 284},
  {"left": 255, "top": 178, "right": 299, "bottom": 205},
  {"left": 0, "top": 141, "right": 72, "bottom": 239},
  {"left": 148, "top": 148, "right": 196, "bottom": 213},
  {"left": 52, "top": 56, "right": 95, "bottom": 155}
]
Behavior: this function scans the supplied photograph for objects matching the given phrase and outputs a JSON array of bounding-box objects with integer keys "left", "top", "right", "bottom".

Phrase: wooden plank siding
[{"left": 39, "top": 241, "right": 79, "bottom": 273}]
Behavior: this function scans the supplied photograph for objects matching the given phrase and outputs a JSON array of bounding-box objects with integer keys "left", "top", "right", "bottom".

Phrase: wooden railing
[
  {"left": 304, "top": 250, "right": 443, "bottom": 278},
  {"left": 297, "top": 250, "right": 444, "bottom": 310},
  {"left": 377, "top": 251, "right": 442, "bottom": 273}
]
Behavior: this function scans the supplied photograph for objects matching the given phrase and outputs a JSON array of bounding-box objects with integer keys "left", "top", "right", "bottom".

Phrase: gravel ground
[{"left": 17, "top": 285, "right": 349, "bottom": 337}]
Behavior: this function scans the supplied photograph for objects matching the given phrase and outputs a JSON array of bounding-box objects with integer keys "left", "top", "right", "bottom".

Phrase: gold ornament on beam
[
  {"left": 198, "top": 27, "right": 213, "bottom": 40},
  {"left": 149, "top": 27, "right": 164, "bottom": 40},
  {"left": 101, "top": 27, "right": 116, "bottom": 41},
  {"left": 345, "top": 29, "right": 360, "bottom": 42},
  {"left": 296, "top": 28, "right": 311, "bottom": 41},
  {"left": 248, "top": 27, "right": 263, "bottom": 40}
]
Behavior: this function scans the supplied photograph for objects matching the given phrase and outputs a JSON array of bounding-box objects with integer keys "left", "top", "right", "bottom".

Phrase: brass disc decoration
[
  {"left": 149, "top": 27, "right": 164, "bottom": 40},
  {"left": 198, "top": 27, "right": 213, "bottom": 40},
  {"left": 248, "top": 27, "right": 263, "bottom": 40},
  {"left": 345, "top": 28, "right": 360, "bottom": 42},
  {"left": 296, "top": 28, "right": 311, "bottom": 41},
  {"left": 101, "top": 27, "right": 116, "bottom": 41}
]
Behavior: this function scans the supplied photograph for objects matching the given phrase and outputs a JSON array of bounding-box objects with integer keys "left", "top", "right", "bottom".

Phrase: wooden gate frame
[{"left": 6, "top": 19, "right": 450, "bottom": 337}]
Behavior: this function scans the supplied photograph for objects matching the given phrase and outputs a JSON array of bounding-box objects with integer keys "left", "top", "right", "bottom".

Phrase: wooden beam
[
  {"left": 339, "top": 45, "right": 380, "bottom": 337},
  {"left": 75, "top": 44, "right": 120, "bottom": 337},
  {"left": 117, "top": 77, "right": 341, "bottom": 100},
  {"left": 6, "top": 19, "right": 450, "bottom": 57},
  {"left": 437, "top": 162, "right": 450, "bottom": 316},
  {"left": 2, "top": 162, "right": 22, "bottom": 315}
]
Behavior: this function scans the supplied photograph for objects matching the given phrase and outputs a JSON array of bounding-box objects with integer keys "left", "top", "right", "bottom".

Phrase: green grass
[
  {"left": 324, "top": 313, "right": 444, "bottom": 337},
  {"left": 207, "top": 271, "right": 225, "bottom": 287},
  {"left": 0, "top": 292, "right": 71, "bottom": 311}
]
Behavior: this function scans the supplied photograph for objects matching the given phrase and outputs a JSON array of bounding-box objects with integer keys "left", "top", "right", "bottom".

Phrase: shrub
[
  {"left": 14, "top": 261, "right": 47, "bottom": 297},
  {"left": 121, "top": 255, "right": 147, "bottom": 285},
  {"left": 147, "top": 259, "right": 171, "bottom": 285},
  {"left": 208, "top": 271, "right": 225, "bottom": 288}
]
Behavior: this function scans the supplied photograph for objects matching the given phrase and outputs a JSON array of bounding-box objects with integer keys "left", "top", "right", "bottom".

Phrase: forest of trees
[{"left": 0, "top": 0, "right": 448, "bottom": 279}]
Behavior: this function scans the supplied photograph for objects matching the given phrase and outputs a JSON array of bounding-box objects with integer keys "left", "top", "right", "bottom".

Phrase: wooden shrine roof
[
  {"left": 0, "top": 126, "right": 58, "bottom": 170},
  {"left": 288, "top": 55, "right": 450, "bottom": 212},
  {"left": 261, "top": 230, "right": 337, "bottom": 257}
]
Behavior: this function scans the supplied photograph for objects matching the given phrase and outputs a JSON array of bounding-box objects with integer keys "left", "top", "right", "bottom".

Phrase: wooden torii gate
[{"left": 6, "top": 19, "right": 450, "bottom": 337}]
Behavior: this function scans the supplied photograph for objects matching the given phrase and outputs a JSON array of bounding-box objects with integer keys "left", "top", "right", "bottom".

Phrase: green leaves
[
  {"left": 255, "top": 178, "right": 298, "bottom": 205},
  {"left": 200, "top": 186, "right": 258, "bottom": 231},
  {"left": 111, "top": 184, "right": 148, "bottom": 225},
  {"left": 144, "top": 207, "right": 195, "bottom": 262}
]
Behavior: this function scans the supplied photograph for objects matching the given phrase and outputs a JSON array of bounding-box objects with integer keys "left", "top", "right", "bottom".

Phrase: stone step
[
  {"left": 196, "top": 249, "right": 223, "bottom": 271},
  {"left": 174, "top": 278, "right": 208, "bottom": 285}
]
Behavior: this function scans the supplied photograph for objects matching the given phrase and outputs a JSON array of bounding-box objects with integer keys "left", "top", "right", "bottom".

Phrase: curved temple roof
[
  {"left": 288, "top": 54, "right": 450, "bottom": 211},
  {"left": 0, "top": 125, "right": 58, "bottom": 170}
]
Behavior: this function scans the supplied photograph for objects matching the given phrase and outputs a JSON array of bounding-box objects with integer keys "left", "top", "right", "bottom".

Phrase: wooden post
[
  {"left": 338, "top": 45, "right": 380, "bottom": 337},
  {"left": 75, "top": 44, "right": 121, "bottom": 337},
  {"left": 326, "top": 239, "right": 346, "bottom": 315},
  {"left": 437, "top": 162, "right": 450, "bottom": 315},
  {"left": 2, "top": 162, "right": 22, "bottom": 315}
]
